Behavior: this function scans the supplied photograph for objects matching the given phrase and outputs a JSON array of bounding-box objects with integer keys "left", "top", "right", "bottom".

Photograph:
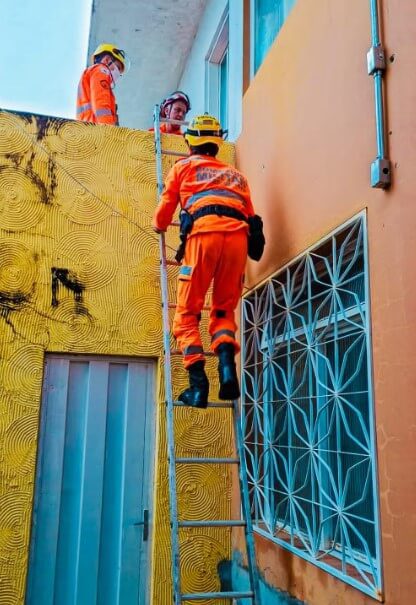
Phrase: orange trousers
[{"left": 172, "top": 229, "right": 248, "bottom": 369}]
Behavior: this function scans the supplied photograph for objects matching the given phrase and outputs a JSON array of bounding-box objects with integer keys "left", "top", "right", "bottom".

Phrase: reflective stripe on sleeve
[
  {"left": 95, "top": 108, "right": 113, "bottom": 117},
  {"left": 76, "top": 103, "right": 92, "bottom": 114}
]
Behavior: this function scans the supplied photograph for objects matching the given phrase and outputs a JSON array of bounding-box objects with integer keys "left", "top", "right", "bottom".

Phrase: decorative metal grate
[{"left": 241, "top": 214, "right": 383, "bottom": 599}]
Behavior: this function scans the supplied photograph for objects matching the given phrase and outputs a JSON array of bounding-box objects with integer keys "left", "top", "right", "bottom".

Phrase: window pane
[
  {"left": 254, "top": 0, "right": 296, "bottom": 73},
  {"left": 220, "top": 49, "right": 228, "bottom": 128}
]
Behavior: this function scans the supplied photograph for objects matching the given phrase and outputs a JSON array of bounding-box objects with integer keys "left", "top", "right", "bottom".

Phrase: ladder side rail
[
  {"left": 232, "top": 397, "right": 262, "bottom": 604},
  {"left": 153, "top": 104, "right": 182, "bottom": 602}
]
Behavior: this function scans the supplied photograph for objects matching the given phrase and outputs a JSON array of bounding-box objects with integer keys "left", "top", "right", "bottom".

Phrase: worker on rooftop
[
  {"left": 76, "top": 43, "right": 129, "bottom": 125},
  {"left": 151, "top": 91, "right": 191, "bottom": 135},
  {"left": 153, "top": 114, "right": 265, "bottom": 408}
]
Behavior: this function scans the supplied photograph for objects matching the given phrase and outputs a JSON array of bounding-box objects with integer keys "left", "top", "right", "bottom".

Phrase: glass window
[
  {"left": 241, "top": 214, "right": 383, "bottom": 599},
  {"left": 219, "top": 48, "right": 229, "bottom": 128},
  {"left": 206, "top": 14, "right": 229, "bottom": 130},
  {"left": 252, "top": 0, "right": 296, "bottom": 74}
]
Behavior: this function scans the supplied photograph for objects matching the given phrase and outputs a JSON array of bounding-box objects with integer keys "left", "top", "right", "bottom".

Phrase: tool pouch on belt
[
  {"left": 175, "top": 210, "right": 194, "bottom": 262},
  {"left": 247, "top": 214, "right": 265, "bottom": 261}
]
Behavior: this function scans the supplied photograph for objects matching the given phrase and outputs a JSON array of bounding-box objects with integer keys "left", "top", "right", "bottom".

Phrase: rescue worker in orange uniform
[
  {"left": 150, "top": 91, "right": 191, "bottom": 135},
  {"left": 76, "top": 44, "right": 129, "bottom": 125},
  {"left": 153, "top": 114, "right": 258, "bottom": 408}
]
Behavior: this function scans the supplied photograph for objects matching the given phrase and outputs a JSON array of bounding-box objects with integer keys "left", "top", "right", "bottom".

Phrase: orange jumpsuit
[
  {"left": 76, "top": 64, "right": 118, "bottom": 125},
  {"left": 153, "top": 154, "right": 255, "bottom": 369},
  {"left": 148, "top": 123, "right": 183, "bottom": 135}
]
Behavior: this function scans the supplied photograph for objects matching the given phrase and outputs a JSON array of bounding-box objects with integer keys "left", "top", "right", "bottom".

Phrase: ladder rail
[
  {"left": 232, "top": 397, "right": 262, "bottom": 603},
  {"left": 154, "top": 104, "right": 182, "bottom": 602}
]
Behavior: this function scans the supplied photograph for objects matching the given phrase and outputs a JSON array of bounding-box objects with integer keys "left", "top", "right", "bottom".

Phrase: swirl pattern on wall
[
  {"left": 129, "top": 226, "right": 158, "bottom": 259},
  {"left": 3, "top": 345, "right": 44, "bottom": 394},
  {"left": 175, "top": 407, "right": 233, "bottom": 454},
  {"left": 48, "top": 120, "right": 105, "bottom": 158},
  {"left": 180, "top": 533, "right": 229, "bottom": 601},
  {"left": 0, "top": 112, "right": 31, "bottom": 154},
  {"left": 0, "top": 578, "right": 19, "bottom": 605},
  {"left": 134, "top": 253, "right": 161, "bottom": 292},
  {"left": 176, "top": 464, "right": 231, "bottom": 520},
  {"left": 49, "top": 299, "right": 109, "bottom": 350},
  {"left": 128, "top": 164, "right": 158, "bottom": 206},
  {"left": 125, "top": 130, "right": 155, "bottom": 161},
  {"left": 58, "top": 164, "right": 113, "bottom": 224},
  {"left": 0, "top": 491, "right": 30, "bottom": 551},
  {"left": 0, "top": 240, "right": 37, "bottom": 299},
  {"left": 4, "top": 413, "right": 38, "bottom": 474},
  {"left": 53, "top": 230, "right": 117, "bottom": 290},
  {"left": 118, "top": 295, "right": 162, "bottom": 352},
  {"left": 0, "top": 168, "right": 45, "bottom": 232}
]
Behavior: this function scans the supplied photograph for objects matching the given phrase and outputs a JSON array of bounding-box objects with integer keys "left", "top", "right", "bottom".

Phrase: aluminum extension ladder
[{"left": 153, "top": 106, "right": 261, "bottom": 604}]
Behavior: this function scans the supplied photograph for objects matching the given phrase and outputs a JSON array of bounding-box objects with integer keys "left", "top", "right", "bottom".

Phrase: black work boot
[
  {"left": 178, "top": 361, "right": 209, "bottom": 408},
  {"left": 217, "top": 343, "right": 240, "bottom": 400}
]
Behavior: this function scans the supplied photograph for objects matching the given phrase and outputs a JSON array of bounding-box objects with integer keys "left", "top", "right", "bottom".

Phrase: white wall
[{"left": 178, "top": 0, "right": 244, "bottom": 141}]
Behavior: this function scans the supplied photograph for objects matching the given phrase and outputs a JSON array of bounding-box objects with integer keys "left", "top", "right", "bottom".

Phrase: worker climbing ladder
[{"left": 153, "top": 105, "right": 262, "bottom": 604}]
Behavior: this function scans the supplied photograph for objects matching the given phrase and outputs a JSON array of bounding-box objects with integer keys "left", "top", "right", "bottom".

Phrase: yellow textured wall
[{"left": 0, "top": 109, "right": 235, "bottom": 604}]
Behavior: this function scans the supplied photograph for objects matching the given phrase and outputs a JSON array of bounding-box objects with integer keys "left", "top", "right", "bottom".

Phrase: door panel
[{"left": 27, "top": 356, "right": 154, "bottom": 605}]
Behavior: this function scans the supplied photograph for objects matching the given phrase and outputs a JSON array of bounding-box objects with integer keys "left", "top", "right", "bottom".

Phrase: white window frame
[{"left": 205, "top": 10, "right": 229, "bottom": 130}]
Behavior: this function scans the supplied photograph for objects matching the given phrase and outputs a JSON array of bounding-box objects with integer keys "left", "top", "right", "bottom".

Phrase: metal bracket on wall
[
  {"left": 367, "top": 44, "right": 386, "bottom": 75},
  {"left": 371, "top": 157, "right": 391, "bottom": 188}
]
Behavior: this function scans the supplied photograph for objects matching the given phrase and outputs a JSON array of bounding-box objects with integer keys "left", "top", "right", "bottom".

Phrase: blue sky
[{"left": 0, "top": 0, "right": 93, "bottom": 119}]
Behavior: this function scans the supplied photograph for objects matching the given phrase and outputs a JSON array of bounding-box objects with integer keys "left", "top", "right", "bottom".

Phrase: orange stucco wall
[{"left": 236, "top": 0, "right": 416, "bottom": 603}]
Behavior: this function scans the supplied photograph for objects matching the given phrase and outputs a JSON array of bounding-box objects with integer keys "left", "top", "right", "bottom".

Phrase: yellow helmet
[
  {"left": 184, "top": 114, "right": 224, "bottom": 147},
  {"left": 92, "top": 44, "right": 130, "bottom": 73}
]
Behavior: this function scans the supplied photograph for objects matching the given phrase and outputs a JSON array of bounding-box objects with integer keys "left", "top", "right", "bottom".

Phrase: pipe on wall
[{"left": 368, "top": 0, "right": 391, "bottom": 188}]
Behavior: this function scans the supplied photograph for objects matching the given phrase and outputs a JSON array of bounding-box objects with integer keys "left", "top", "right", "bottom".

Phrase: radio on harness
[{"left": 175, "top": 205, "right": 265, "bottom": 263}]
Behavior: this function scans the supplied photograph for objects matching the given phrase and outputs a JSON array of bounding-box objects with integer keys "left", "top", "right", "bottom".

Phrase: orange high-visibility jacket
[
  {"left": 76, "top": 64, "right": 117, "bottom": 125},
  {"left": 148, "top": 123, "right": 183, "bottom": 135},
  {"left": 154, "top": 155, "right": 255, "bottom": 234}
]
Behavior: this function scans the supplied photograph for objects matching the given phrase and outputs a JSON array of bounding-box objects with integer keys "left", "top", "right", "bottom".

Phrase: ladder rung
[
  {"left": 178, "top": 520, "right": 246, "bottom": 528},
  {"left": 175, "top": 457, "right": 239, "bottom": 464},
  {"left": 171, "top": 349, "right": 215, "bottom": 356},
  {"left": 160, "top": 117, "right": 189, "bottom": 126},
  {"left": 181, "top": 591, "right": 254, "bottom": 601},
  {"left": 173, "top": 401, "right": 233, "bottom": 409},
  {"left": 162, "top": 149, "right": 187, "bottom": 157},
  {"left": 165, "top": 259, "right": 180, "bottom": 266}
]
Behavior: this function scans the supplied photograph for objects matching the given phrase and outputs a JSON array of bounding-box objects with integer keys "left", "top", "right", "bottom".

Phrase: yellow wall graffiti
[{"left": 0, "top": 110, "right": 235, "bottom": 604}]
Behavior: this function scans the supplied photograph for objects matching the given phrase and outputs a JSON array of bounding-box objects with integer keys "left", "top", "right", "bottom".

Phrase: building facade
[
  {"left": 232, "top": 0, "right": 413, "bottom": 603},
  {"left": 0, "top": 0, "right": 415, "bottom": 603},
  {"left": 175, "top": 0, "right": 415, "bottom": 603},
  {"left": 0, "top": 112, "right": 236, "bottom": 603}
]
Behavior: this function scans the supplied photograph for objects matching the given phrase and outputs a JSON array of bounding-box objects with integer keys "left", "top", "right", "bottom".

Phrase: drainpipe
[{"left": 367, "top": 0, "right": 391, "bottom": 188}]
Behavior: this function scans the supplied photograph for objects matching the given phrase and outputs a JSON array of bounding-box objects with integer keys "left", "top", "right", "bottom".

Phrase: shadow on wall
[
  {"left": 244, "top": 169, "right": 294, "bottom": 290},
  {"left": 218, "top": 552, "right": 306, "bottom": 605}
]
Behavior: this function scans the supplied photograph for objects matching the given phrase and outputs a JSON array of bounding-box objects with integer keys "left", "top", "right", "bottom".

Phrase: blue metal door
[{"left": 26, "top": 356, "right": 155, "bottom": 605}]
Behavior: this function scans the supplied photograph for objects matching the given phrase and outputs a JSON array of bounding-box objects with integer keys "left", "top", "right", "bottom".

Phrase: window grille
[{"left": 241, "top": 214, "right": 383, "bottom": 599}]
